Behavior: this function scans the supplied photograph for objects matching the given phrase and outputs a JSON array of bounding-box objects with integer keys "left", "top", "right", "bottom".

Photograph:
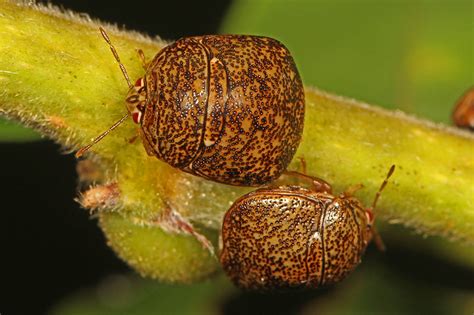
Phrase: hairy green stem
[{"left": 0, "top": 0, "right": 472, "bottom": 282}]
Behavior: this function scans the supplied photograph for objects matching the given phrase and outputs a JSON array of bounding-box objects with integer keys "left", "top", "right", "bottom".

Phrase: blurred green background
[{"left": 1, "top": 0, "right": 472, "bottom": 314}]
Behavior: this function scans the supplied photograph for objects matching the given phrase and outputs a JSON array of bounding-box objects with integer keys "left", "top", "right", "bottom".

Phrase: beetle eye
[
  {"left": 128, "top": 95, "right": 139, "bottom": 104},
  {"left": 134, "top": 78, "right": 143, "bottom": 87},
  {"left": 132, "top": 111, "right": 141, "bottom": 124},
  {"left": 365, "top": 209, "right": 374, "bottom": 224}
]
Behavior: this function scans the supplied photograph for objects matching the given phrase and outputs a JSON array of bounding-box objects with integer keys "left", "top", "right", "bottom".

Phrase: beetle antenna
[
  {"left": 75, "top": 28, "right": 135, "bottom": 158},
  {"left": 371, "top": 164, "right": 396, "bottom": 210},
  {"left": 75, "top": 113, "right": 130, "bottom": 158},
  {"left": 99, "top": 27, "right": 133, "bottom": 89},
  {"left": 368, "top": 165, "right": 396, "bottom": 252}
]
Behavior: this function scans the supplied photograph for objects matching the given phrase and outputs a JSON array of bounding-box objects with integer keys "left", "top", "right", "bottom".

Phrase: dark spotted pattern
[
  {"left": 138, "top": 35, "right": 305, "bottom": 186},
  {"left": 219, "top": 186, "right": 371, "bottom": 290}
]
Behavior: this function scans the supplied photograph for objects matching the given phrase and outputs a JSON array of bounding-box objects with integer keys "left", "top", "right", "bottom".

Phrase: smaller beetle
[
  {"left": 452, "top": 86, "right": 474, "bottom": 131},
  {"left": 219, "top": 164, "right": 395, "bottom": 290}
]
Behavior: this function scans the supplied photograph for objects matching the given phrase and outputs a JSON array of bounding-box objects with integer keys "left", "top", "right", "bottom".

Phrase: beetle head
[{"left": 126, "top": 77, "right": 147, "bottom": 124}]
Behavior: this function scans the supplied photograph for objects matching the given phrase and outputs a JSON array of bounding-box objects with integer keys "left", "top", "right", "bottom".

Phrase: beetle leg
[
  {"left": 156, "top": 206, "right": 216, "bottom": 257},
  {"left": 310, "top": 176, "right": 333, "bottom": 194},
  {"left": 284, "top": 170, "right": 333, "bottom": 194},
  {"left": 298, "top": 156, "right": 333, "bottom": 193},
  {"left": 364, "top": 207, "right": 385, "bottom": 251},
  {"left": 136, "top": 49, "right": 147, "bottom": 70},
  {"left": 297, "top": 156, "right": 307, "bottom": 174},
  {"left": 283, "top": 155, "right": 333, "bottom": 193},
  {"left": 128, "top": 135, "right": 138, "bottom": 144},
  {"left": 127, "top": 128, "right": 141, "bottom": 144},
  {"left": 343, "top": 183, "right": 364, "bottom": 197},
  {"left": 370, "top": 225, "right": 386, "bottom": 252}
]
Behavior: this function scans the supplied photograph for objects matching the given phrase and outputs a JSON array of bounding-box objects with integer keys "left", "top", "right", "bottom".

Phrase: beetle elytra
[
  {"left": 76, "top": 28, "right": 305, "bottom": 186},
  {"left": 220, "top": 164, "right": 395, "bottom": 290}
]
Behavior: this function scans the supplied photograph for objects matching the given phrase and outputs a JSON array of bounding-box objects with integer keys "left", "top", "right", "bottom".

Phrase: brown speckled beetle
[
  {"left": 220, "top": 165, "right": 395, "bottom": 290},
  {"left": 452, "top": 87, "right": 474, "bottom": 131},
  {"left": 76, "top": 28, "right": 305, "bottom": 186}
]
